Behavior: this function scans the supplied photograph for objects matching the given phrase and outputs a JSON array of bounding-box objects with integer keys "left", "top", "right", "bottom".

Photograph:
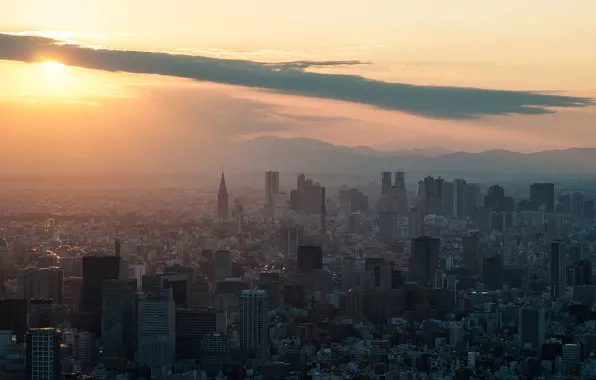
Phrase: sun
[{"left": 42, "top": 61, "right": 65, "bottom": 73}]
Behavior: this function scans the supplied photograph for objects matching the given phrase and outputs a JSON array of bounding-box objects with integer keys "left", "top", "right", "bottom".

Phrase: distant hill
[{"left": 224, "top": 136, "right": 596, "bottom": 176}]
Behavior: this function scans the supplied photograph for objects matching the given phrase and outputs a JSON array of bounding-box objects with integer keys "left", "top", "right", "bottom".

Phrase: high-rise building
[
  {"left": 136, "top": 289, "right": 176, "bottom": 367},
  {"left": 381, "top": 172, "right": 392, "bottom": 196},
  {"left": 239, "top": 290, "right": 268, "bottom": 360},
  {"left": 530, "top": 183, "right": 555, "bottom": 213},
  {"left": 102, "top": 279, "right": 137, "bottom": 362},
  {"left": 482, "top": 254, "right": 503, "bottom": 290},
  {"left": 296, "top": 246, "right": 323, "bottom": 273},
  {"left": 408, "top": 206, "right": 424, "bottom": 238},
  {"left": 422, "top": 176, "right": 443, "bottom": 215},
  {"left": 17, "top": 267, "right": 63, "bottom": 304},
  {"left": 378, "top": 211, "right": 398, "bottom": 244},
  {"left": 551, "top": 240, "right": 567, "bottom": 299},
  {"left": 462, "top": 234, "right": 479, "bottom": 274},
  {"left": 453, "top": 178, "right": 467, "bottom": 219},
  {"left": 341, "top": 257, "right": 359, "bottom": 291},
  {"left": 441, "top": 181, "right": 455, "bottom": 217},
  {"left": 25, "top": 328, "right": 61, "bottom": 380},
  {"left": 364, "top": 258, "right": 391, "bottom": 290},
  {"left": 29, "top": 299, "right": 53, "bottom": 329},
  {"left": 200, "top": 333, "right": 229, "bottom": 379},
  {"left": 79, "top": 255, "right": 120, "bottom": 336},
  {"left": 265, "top": 171, "right": 280, "bottom": 216},
  {"left": 519, "top": 308, "right": 545, "bottom": 353},
  {"left": 408, "top": 237, "right": 440, "bottom": 287},
  {"left": 175, "top": 307, "right": 225, "bottom": 360},
  {"left": 0, "top": 299, "right": 28, "bottom": 343},
  {"left": 213, "top": 250, "right": 232, "bottom": 282},
  {"left": 217, "top": 172, "right": 229, "bottom": 221},
  {"left": 465, "top": 184, "right": 482, "bottom": 216},
  {"left": 572, "top": 192, "right": 585, "bottom": 218}
]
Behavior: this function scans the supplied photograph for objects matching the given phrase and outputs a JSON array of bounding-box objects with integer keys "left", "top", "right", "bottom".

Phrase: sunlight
[{"left": 42, "top": 61, "right": 65, "bottom": 73}]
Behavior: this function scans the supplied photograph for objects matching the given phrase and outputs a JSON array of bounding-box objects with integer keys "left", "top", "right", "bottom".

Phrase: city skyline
[{"left": 0, "top": 0, "right": 595, "bottom": 173}]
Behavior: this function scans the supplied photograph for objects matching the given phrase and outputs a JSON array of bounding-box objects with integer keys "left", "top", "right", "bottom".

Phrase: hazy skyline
[{"left": 1, "top": 0, "right": 595, "bottom": 172}]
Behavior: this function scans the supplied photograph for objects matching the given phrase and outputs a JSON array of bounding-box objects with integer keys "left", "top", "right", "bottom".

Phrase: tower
[
  {"left": 26, "top": 328, "right": 61, "bottom": 380},
  {"left": 265, "top": 171, "right": 280, "bottom": 216},
  {"left": 551, "top": 240, "right": 567, "bottom": 298},
  {"left": 218, "top": 172, "right": 229, "bottom": 221}
]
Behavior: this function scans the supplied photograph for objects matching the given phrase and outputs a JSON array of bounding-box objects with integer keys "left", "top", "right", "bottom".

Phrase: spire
[{"left": 219, "top": 171, "right": 227, "bottom": 194}]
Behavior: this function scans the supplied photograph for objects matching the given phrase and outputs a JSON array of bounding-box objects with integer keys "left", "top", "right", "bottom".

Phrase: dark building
[
  {"left": 217, "top": 172, "right": 229, "bottom": 221},
  {"left": 175, "top": 307, "right": 224, "bottom": 360},
  {"left": 142, "top": 274, "right": 189, "bottom": 307},
  {"left": 0, "top": 299, "right": 28, "bottom": 343},
  {"left": 25, "top": 328, "right": 61, "bottom": 380},
  {"left": 530, "top": 183, "right": 555, "bottom": 213},
  {"left": 79, "top": 256, "right": 120, "bottom": 336},
  {"left": 297, "top": 246, "right": 323, "bottom": 273},
  {"left": 585, "top": 200, "right": 595, "bottom": 219},
  {"left": 200, "top": 333, "right": 229, "bottom": 378},
  {"left": 408, "top": 237, "right": 440, "bottom": 287},
  {"left": 29, "top": 299, "right": 53, "bottom": 328},
  {"left": 551, "top": 240, "right": 567, "bottom": 299},
  {"left": 102, "top": 279, "right": 137, "bottom": 363},
  {"left": 461, "top": 234, "right": 479, "bottom": 274},
  {"left": 483, "top": 255, "right": 503, "bottom": 290}
]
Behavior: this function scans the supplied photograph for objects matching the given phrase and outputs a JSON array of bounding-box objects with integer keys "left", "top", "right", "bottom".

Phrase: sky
[{"left": 0, "top": 0, "right": 595, "bottom": 173}]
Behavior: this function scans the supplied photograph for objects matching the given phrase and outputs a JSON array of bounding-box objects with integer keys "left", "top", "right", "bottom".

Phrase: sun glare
[{"left": 43, "top": 61, "right": 65, "bottom": 73}]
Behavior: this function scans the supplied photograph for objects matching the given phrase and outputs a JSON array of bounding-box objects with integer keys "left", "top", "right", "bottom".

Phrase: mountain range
[{"left": 225, "top": 136, "right": 596, "bottom": 177}]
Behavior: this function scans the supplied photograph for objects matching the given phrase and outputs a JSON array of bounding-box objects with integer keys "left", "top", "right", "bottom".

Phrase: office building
[
  {"left": 462, "top": 234, "right": 479, "bottom": 274},
  {"left": 364, "top": 258, "right": 391, "bottom": 291},
  {"left": 25, "top": 328, "right": 61, "bottom": 380},
  {"left": 296, "top": 246, "right": 323, "bottom": 273},
  {"left": 72, "top": 331, "right": 99, "bottom": 370},
  {"left": 136, "top": 289, "right": 176, "bottom": 367},
  {"left": 482, "top": 254, "right": 503, "bottom": 290},
  {"left": 341, "top": 257, "right": 359, "bottom": 292},
  {"left": 17, "top": 267, "right": 63, "bottom": 304},
  {"left": 572, "top": 192, "right": 585, "bottom": 218},
  {"left": 79, "top": 255, "right": 120, "bottom": 337},
  {"left": 29, "top": 299, "right": 53, "bottom": 329},
  {"left": 265, "top": 171, "right": 280, "bottom": 216},
  {"left": 381, "top": 172, "right": 392, "bottom": 196},
  {"left": 409, "top": 206, "right": 424, "bottom": 238},
  {"left": 239, "top": 290, "right": 268, "bottom": 360},
  {"left": 102, "top": 279, "right": 137, "bottom": 362},
  {"left": 175, "top": 307, "right": 225, "bottom": 360},
  {"left": 200, "top": 333, "right": 229, "bottom": 378},
  {"left": 217, "top": 172, "right": 229, "bottom": 221},
  {"left": 519, "top": 307, "right": 545, "bottom": 353},
  {"left": 551, "top": 240, "right": 567, "bottom": 299},
  {"left": 453, "top": 178, "right": 467, "bottom": 219},
  {"left": 0, "top": 299, "right": 28, "bottom": 343},
  {"left": 530, "top": 183, "right": 555, "bottom": 213},
  {"left": 213, "top": 250, "right": 232, "bottom": 282},
  {"left": 408, "top": 237, "right": 440, "bottom": 287}
]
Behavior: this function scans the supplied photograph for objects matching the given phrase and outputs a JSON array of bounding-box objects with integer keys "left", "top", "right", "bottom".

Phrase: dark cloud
[{"left": 0, "top": 33, "right": 592, "bottom": 119}]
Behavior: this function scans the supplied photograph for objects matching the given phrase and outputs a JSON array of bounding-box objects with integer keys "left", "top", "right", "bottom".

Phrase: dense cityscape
[{"left": 1, "top": 170, "right": 596, "bottom": 380}]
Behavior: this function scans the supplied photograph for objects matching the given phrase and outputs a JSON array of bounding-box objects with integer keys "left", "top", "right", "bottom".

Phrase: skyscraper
[
  {"left": 381, "top": 172, "right": 392, "bottom": 196},
  {"left": 136, "top": 289, "right": 176, "bottom": 367},
  {"left": 25, "top": 328, "right": 61, "bottom": 380},
  {"left": 551, "top": 240, "right": 567, "bottom": 298},
  {"left": 408, "top": 237, "right": 440, "bottom": 287},
  {"left": 217, "top": 172, "right": 229, "bottom": 221},
  {"left": 572, "top": 192, "right": 585, "bottom": 218},
  {"left": 453, "top": 178, "right": 467, "bottom": 219},
  {"left": 409, "top": 206, "right": 424, "bottom": 238},
  {"left": 462, "top": 234, "right": 479, "bottom": 274},
  {"left": 17, "top": 267, "right": 63, "bottom": 304},
  {"left": 239, "top": 290, "right": 268, "bottom": 360},
  {"left": 213, "top": 250, "right": 232, "bottom": 282},
  {"left": 530, "top": 183, "right": 555, "bottom": 213},
  {"left": 79, "top": 255, "right": 120, "bottom": 336},
  {"left": 519, "top": 307, "right": 545, "bottom": 352},
  {"left": 102, "top": 279, "right": 137, "bottom": 362},
  {"left": 265, "top": 171, "right": 280, "bottom": 216}
]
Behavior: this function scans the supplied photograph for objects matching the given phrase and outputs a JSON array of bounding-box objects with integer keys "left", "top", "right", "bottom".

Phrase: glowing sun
[{"left": 43, "top": 61, "right": 65, "bottom": 73}]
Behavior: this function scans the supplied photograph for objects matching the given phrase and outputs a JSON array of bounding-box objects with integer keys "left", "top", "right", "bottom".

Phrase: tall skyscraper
[
  {"left": 175, "top": 307, "right": 226, "bottom": 360},
  {"left": 530, "top": 183, "right": 555, "bottom": 213},
  {"left": 136, "top": 289, "right": 176, "bottom": 367},
  {"left": 102, "top": 279, "right": 137, "bottom": 362},
  {"left": 408, "top": 237, "right": 440, "bottom": 287},
  {"left": 381, "top": 172, "right": 392, "bottom": 196},
  {"left": 79, "top": 255, "right": 120, "bottom": 337},
  {"left": 408, "top": 206, "right": 424, "bottom": 238},
  {"left": 341, "top": 257, "right": 359, "bottom": 291},
  {"left": 453, "top": 178, "right": 467, "bottom": 219},
  {"left": 25, "top": 328, "right": 61, "bottom": 380},
  {"left": 239, "top": 290, "right": 268, "bottom": 360},
  {"left": 462, "top": 234, "right": 479, "bottom": 274},
  {"left": 217, "top": 172, "right": 229, "bottom": 221},
  {"left": 364, "top": 258, "right": 391, "bottom": 290},
  {"left": 572, "top": 192, "right": 585, "bottom": 218},
  {"left": 441, "top": 181, "right": 455, "bottom": 217},
  {"left": 265, "top": 171, "right": 280, "bottom": 216},
  {"left": 519, "top": 307, "right": 545, "bottom": 352},
  {"left": 551, "top": 240, "right": 567, "bottom": 299}
]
